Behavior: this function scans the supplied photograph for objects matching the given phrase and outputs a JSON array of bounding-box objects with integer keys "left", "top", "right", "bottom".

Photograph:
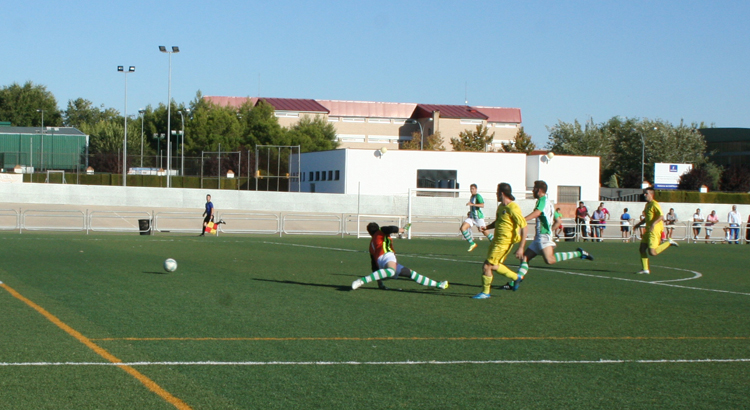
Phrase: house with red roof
[{"left": 203, "top": 96, "right": 521, "bottom": 152}]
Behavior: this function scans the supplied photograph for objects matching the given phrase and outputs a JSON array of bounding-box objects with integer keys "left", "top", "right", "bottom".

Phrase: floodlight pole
[
  {"left": 118, "top": 65, "right": 135, "bottom": 186},
  {"left": 159, "top": 46, "right": 179, "bottom": 187},
  {"left": 139, "top": 109, "right": 145, "bottom": 167},
  {"left": 36, "top": 109, "right": 44, "bottom": 170},
  {"left": 178, "top": 109, "right": 190, "bottom": 177}
]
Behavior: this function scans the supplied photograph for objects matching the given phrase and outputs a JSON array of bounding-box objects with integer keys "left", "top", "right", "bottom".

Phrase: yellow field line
[
  {"left": 0, "top": 282, "right": 192, "bottom": 410},
  {"left": 91, "top": 336, "right": 750, "bottom": 341}
]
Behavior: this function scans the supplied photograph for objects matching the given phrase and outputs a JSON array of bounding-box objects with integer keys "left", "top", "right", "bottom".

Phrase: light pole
[
  {"left": 159, "top": 46, "right": 180, "bottom": 187},
  {"left": 178, "top": 108, "right": 190, "bottom": 177},
  {"left": 36, "top": 109, "right": 44, "bottom": 170},
  {"left": 638, "top": 126, "right": 658, "bottom": 188},
  {"left": 138, "top": 109, "right": 145, "bottom": 167},
  {"left": 118, "top": 66, "right": 135, "bottom": 186}
]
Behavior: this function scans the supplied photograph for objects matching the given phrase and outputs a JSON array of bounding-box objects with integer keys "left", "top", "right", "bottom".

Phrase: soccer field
[{"left": 0, "top": 233, "right": 748, "bottom": 409}]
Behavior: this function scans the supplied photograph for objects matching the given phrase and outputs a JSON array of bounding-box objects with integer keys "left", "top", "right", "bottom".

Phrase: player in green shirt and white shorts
[
  {"left": 506, "top": 181, "right": 593, "bottom": 288},
  {"left": 460, "top": 184, "right": 493, "bottom": 251}
]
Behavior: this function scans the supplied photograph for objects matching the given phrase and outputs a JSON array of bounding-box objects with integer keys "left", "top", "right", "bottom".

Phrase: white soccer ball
[{"left": 163, "top": 258, "right": 178, "bottom": 273}]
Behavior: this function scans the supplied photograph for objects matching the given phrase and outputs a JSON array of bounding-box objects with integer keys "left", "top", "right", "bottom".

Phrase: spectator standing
[
  {"left": 591, "top": 205, "right": 606, "bottom": 241},
  {"left": 727, "top": 205, "right": 742, "bottom": 244},
  {"left": 621, "top": 208, "right": 631, "bottom": 242},
  {"left": 665, "top": 208, "right": 677, "bottom": 239},
  {"left": 705, "top": 210, "right": 719, "bottom": 242},
  {"left": 553, "top": 207, "right": 564, "bottom": 240},
  {"left": 692, "top": 208, "right": 705, "bottom": 241},
  {"left": 576, "top": 202, "right": 589, "bottom": 241}
]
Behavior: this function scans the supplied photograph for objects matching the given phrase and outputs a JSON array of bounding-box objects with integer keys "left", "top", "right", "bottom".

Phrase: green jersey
[
  {"left": 469, "top": 194, "right": 484, "bottom": 220},
  {"left": 534, "top": 194, "right": 555, "bottom": 235}
]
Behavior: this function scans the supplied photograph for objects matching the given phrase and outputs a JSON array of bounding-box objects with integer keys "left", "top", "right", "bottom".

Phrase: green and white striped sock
[
  {"left": 461, "top": 230, "right": 475, "bottom": 244},
  {"left": 410, "top": 271, "right": 439, "bottom": 287},
  {"left": 517, "top": 262, "right": 529, "bottom": 279},
  {"left": 362, "top": 268, "right": 397, "bottom": 284},
  {"left": 487, "top": 233, "right": 494, "bottom": 241},
  {"left": 554, "top": 251, "right": 582, "bottom": 262}
]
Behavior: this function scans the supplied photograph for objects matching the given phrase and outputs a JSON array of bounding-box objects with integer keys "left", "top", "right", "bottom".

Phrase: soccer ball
[{"left": 163, "top": 258, "right": 177, "bottom": 272}]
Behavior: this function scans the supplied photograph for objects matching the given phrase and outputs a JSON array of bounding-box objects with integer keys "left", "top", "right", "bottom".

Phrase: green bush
[{"left": 655, "top": 190, "right": 750, "bottom": 204}]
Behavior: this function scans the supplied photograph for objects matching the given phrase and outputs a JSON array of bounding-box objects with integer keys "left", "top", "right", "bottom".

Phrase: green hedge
[{"left": 655, "top": 190, "right": 750, "bottom": 204}]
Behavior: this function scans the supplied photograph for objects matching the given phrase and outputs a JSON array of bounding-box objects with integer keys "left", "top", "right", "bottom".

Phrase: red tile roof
[
  {"left": 474, "top": 106, "right": 522, "bottom": 123},
  {"left": 259, "top": 98, "right": 329, "bottom": 113},
  {"left": 414, "top": 104, "right": 488, "bottom": 119},
  {"left": 317, "top": 100, "right": 417, "bottom": 118}
]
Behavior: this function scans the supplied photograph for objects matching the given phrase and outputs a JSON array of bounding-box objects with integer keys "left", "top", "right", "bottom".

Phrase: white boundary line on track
[
  {"left": 1, "top": 358, "right": 748, "bottom": 367},
  {"left": 262, "top": 241, "right": 750, "bottom": 296}
]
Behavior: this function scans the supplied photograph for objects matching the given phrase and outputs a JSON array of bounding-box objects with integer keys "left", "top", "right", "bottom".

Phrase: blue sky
[{"left": 3, "top": 0, "right": 749, "bottom": 147}]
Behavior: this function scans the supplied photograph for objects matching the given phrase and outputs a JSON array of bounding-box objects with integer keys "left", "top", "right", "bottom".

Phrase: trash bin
[
  {"left": 564, "top": 227, "right": 575, "bottom": 242},
  {"left": 138, "top": 219, "right": 151, "bottom": 236}
]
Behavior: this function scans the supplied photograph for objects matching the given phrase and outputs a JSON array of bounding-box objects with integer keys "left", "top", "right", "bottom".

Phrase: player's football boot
[
  {"left": 468, "top": 243, "right": 478, "bottom": 252},
  {"left": 635, "top": 270, "right": 650, "bottom": 275},
  {"left": 577, "top": 248, "right": 594, "bottom": 261},
  {"left": 471, "top": 292, "right": 491, "bottom": 299},
  {"left": 351, "top": 279, "right": 364, "bottom": 290},
  {"left": 668, "top": 239, "right": 679, "bottom": 247},
  {"left": 438, "top": 281, "right": 449, "bottom": 290}
]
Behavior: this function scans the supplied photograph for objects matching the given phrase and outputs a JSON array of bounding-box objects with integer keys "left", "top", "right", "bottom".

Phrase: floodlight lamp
[
  {"left": 159, "top": 46, "right": 167, "bottom": 52},
  {"left": 546, "top": 152, "right": 555, "bottom": 160},
  {"left": 129, "top": 66, "right": 135, "bottom": 72},
  {"left": 117, "top": 66, "right": 124, "bottom": 72},
  {"left": 172, "top": 46, "right": 180, "bottom": 52}
]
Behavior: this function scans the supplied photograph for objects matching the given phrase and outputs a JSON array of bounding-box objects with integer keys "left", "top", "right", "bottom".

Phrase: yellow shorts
[
  {"left": 486, "top": 241, "right": 514, "bottom": 266},
  {"left": 641, "top": 229, "right": 663, "bottom": 249}
]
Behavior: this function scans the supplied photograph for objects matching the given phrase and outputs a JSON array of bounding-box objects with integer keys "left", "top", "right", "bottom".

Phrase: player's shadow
[
  {"left": 142, "top": 271, "right": 168, "bottom": 275},
  {"left": 253, "top": 278, "right": 352, "bottom": 292}
]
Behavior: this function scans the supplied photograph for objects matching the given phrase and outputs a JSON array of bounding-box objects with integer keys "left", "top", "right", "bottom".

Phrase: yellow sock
[
  {"left": 496, "top": 264, "right": 519, "bottom": 281},
  {"left": 640, "top": 252, "right": 649, "bottom": 271},
  {"left": 482, "top": 275, "right": 493, "bottom": 294},
  {"left": 654, "top": 241, "right": 671, "bottom": 255}
]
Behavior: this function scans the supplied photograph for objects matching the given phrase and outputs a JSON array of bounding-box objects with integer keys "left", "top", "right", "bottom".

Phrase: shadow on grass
[
  {"left": 253, "top": 278, "right": 467, "bottom": 297},
  {"left": 143, "top": 271, "right": 168, "bottom": 275}
]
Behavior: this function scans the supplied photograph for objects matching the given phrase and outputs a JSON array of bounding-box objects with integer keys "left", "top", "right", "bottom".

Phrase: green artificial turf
[{"left": 0, "top": 233, "right": 748, "bottom": 409}]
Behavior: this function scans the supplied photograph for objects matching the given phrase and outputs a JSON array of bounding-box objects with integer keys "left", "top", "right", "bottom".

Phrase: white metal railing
[
  {"left": 153, "top": 212, "right": 204, "bottom": 235},
  {"left": 215, "top": 212, "right": 280, "bottom": 235},
  {"left": 22, "top": 209, "right": 86, "bottom": 232},
  {"left": 88, "top": 211, "right": 152, "bottom": 233},
  {"left": 282, "top": 213, "right": 343, "bottom": 236},
  {"left": 0, "top": 209, "right": 20, "bottom": 231},
  {"left": 355, "top": 214, "right": 408, "bottom": 238}
]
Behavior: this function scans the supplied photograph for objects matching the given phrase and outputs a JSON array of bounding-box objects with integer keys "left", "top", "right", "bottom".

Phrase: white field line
[
  {"left": 262, "top": 241, "right": 750, "bottom": 296},
  {"left": 1, "top": 358, "right": 749, "bottom": 367}
]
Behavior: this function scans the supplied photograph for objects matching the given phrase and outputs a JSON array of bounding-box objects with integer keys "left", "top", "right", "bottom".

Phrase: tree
[
  {"left": 283, "top": 115, "right": 339, "bottom": 152},
  {"left": 719, "top": 164, "right": 750, "bottom": 192},
  {"left": 450, "top": 125, "right": 494, "bottom": 151},
  {"left": 240, "top": 100, "right": 284, "bottom": 148},
  {"left": 400, "top": 131, "right": 445, "bottom": 151},
  {"left": 0, "top": 82, "right": 62, "bottom": 127},
  {"left": 678, "top": 163, "right": 721, "bottom": 191},
  {"left": 500, "top": 127, "right": 535, "bottom": 153},
  {"left": 63, "top": 98, "right": 119, "bottom": 128}
]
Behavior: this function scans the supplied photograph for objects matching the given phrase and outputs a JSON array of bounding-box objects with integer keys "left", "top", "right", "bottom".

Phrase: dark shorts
[
  {"left": 204, "top": 215, "right": 212, "bottom": 224},
  {"left": 621, "top": 226, "right": 630, "bottom": 232}
]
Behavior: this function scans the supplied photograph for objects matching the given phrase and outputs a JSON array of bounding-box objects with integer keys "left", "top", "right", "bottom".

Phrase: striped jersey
[
  {"left": 469, "top": 194, "right": 484, "bottom": 219},
  {"left": 534, "top": 195, "right": 555, "bottom": 235}
]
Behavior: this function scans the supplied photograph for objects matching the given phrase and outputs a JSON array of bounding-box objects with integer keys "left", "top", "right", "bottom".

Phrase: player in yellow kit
[
  {"left": 632, "top": 187, "right": 679, "bottom": 274},
  {"left": 472, "top": 183, "right": 527, "bottom": 299}
]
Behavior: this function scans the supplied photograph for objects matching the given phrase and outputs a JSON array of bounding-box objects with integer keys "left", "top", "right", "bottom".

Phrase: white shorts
[
  {"left": 463, "top": 217, "right": 486, "bottom": 229},
  {"left": 376, "top": 252, "right": 406, "bottom": 278},
  {"left": 528, "top": 234, "right": 556, "bottom": 255}
]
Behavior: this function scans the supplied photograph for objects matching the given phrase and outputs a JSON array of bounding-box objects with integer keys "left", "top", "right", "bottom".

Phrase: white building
[{"left": 291, "top": 149, "right": 600, "bottom": 203}]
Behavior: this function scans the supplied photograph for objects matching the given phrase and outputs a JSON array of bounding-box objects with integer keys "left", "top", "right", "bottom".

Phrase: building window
[
  {"left": 342, "top": 117, "right": 366, "bottom": 123},
  {"left": 557, "top": 186, "right": 581, "bottom": 204},
  {"left": 315, "top": 171, "right": 320, "bottom": 181},
  {"left": 337, "top": 134, "right": 366, "bottom": 143},
  {"left": 328, "top": 170, "right": 333, "bottom": 180},
  {"left": 335, "top": 170, "right": 340, "bottom": 180},
  {"left": 301, "top": 173, "right": 305, "bottom": 182},
  {"left": 368, "top": 118, "right": 390, "bottom": 124},
  {"left": 328, "top": 117, "right": 340, "bottom": 122},
  {"left": 416, "top": 169, "right": 458, "bottom": 191},
  {"left": 309, "top": 171, "right": 313, "bottom": 181},
  {"left": 460, "top": 119, "right": 483, "bottom": 125}
]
